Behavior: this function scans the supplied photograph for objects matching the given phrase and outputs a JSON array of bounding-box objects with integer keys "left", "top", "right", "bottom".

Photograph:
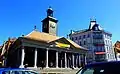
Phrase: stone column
[
  {"left": 34, "top": 48, "right": 37, "bottom": 68},
  {"left": 46, "top": 48, "right": 49, "bottom": 68},
  {"left": 72, "top": 53, "right": 74, "bottom": 68},
  {"left": 76, "top": 54, "right": 78, "bottom": 68},
  {"left": 20, "top": 46, "right": 25, "bottom": 68},
  {"left": 85, "top": 55, "right": 87, "bottom": 65},
  {"left": 65, "top": 52, "right": 67, "bottom": 68},
  {"left": 56, "top": 51, "right": 58, "bottom": 68},
  {"left": 78, "top": 54, "right": 81, "bottom": 67},
  {"left": 61, "top": 59, "right": 62, "bottom": 68}
]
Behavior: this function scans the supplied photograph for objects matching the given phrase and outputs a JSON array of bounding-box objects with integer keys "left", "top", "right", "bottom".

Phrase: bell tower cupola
[
  {"left": 47, "top": 6, "right": 53, "bottom": 17},
  {"left": 41, "top": 7, "right": 58, "bottom": 36}
]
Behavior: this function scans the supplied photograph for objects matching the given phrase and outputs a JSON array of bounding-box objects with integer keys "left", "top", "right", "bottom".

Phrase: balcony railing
[{"left": 93, "top": 36, "right": 103, "bottom": 39}]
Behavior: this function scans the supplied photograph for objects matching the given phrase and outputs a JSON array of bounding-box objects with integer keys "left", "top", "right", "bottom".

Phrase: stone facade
[{"left": 69, "top": 20, "right": 116, "bottom": 63}]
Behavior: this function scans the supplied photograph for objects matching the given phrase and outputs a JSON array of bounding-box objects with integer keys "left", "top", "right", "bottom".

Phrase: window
[
  {"left": 84, "top": 41, "right": 86, "bottom": 45},
  {"left": 83, "top": 35, "right": 86, "bottom": 38},
  {"left": 71, "top": 37, "right": 74, "bottom": 41},
  {"left": 102, "top": 47, "right": 104, "bottom": 52},
  {"left": 79, "top": 36, "right": 81, "bottom": 39},
  {"left": 109, "top": 37, "right": 111, "bottom": 40},
  {"left": 75, "top": 37, "right": 77, "bottom": 40},
  {"left": 105, "top": 40, "right": 107, "bottom": 45},
  {"left": 108, "top": 54, "right": 110, "bottom": 59},
  {"left": 79, "top": 41, "right": 81, "bottom": 46},
  {"left": 87, "top": 34, "right": 90, "bottom": 38},
  {"left": 95, "top": 26, "right": 98, "bottom": 30}
]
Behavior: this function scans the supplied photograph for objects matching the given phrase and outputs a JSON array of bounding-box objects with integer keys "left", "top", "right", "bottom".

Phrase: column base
[
  {"left": 34, "top": 66, "right": 37, "bottom": 68},
  {"left": 65, "top": 66, "right": 67, "bottom": 68},
  {"left": 19, "top": 65, "right": 24, "bottom": 68},
  {"left": 72, "top": 67, "right": 75, "bottom": 69},
  {"left": 75, "top": 67, "right": 78, "bottom": 68},
  {"left": 45, "top": 66, "right": 49, "bottom": 68}
]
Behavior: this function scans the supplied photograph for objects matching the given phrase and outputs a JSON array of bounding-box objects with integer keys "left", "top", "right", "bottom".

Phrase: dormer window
[
  {"left": 92, "top": 24, "right": 100, "bottom": 31},
  {"left": 95, "top": 26, "right": 98, "bottom": 30}
]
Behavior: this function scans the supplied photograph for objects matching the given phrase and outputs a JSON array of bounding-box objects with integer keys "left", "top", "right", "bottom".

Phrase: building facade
[
  {"left": 1, "top": 7, "right": 88, "bottom": 68},
  {"left": 69, "top": 20, "right": 115, "bottom": 63}
]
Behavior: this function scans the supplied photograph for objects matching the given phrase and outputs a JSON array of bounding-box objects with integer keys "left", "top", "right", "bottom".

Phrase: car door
[{"left": 2, "top": 71, "right": 10, "bottom": 74}]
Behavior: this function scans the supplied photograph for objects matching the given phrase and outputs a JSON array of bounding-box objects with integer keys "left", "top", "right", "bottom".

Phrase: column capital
[
  {"left": 56, "top": 50, "right": 59, "bottom": 52},
  {"left": 35, "top": 48, "right": 37, "bottom": 50},
  {"left": 21, "top": 46, "right": 24, "bottom": 49},
  {"left": 46, "top": 48, "right": 49, "bottom": 50}
]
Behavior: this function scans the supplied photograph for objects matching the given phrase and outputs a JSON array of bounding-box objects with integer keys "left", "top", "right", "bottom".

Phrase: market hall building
[{"left": 6, "top": 7, "right": 88, "bottom": 68}]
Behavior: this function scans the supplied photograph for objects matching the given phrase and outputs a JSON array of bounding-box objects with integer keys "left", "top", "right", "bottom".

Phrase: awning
[{"left": 95, "top": 52, "right": 106, "bottom": 55}]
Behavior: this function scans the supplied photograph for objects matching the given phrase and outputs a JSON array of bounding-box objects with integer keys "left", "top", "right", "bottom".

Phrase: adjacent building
[{"left": 69, "top": 20, "right": 115, "bottom": 63}]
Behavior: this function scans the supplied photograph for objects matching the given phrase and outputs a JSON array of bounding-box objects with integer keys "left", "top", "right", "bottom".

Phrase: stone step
[{"left": 28, "top": 67, "right": 80, "bottom": 74}]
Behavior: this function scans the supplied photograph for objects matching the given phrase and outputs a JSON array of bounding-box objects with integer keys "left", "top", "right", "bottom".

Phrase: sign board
[{"left": 55, "top": 42, "right": 70, "bottom": 48}]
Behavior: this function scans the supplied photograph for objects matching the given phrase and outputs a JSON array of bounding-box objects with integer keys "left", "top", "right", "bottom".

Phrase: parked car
[
  {"left": 0, "top": 68, "right": 39, "bottom": 74},
  {"left": 76, "top": 61, "right": 120, "bottom": 74}
]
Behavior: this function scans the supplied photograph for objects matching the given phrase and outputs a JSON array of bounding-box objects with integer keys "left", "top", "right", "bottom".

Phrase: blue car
[
  {"left": 76, "top": 61, "right": 120, "bottom": 74},
  {"left": 0, "top": 68, "right": 39, "bottom": 74}
]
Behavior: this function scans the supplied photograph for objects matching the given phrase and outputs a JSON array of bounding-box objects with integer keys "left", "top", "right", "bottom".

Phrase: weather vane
[{"left": 90, "top": 16, "right": 96, "bottom": 21}]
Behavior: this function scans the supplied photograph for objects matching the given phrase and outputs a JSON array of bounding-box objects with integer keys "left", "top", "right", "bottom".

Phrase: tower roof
[
  {"left": 89, "top": 19, "right": 103, "bottom": 31},
  {"left": 47, "top": 6, "right": 54, "bottom": 17},
  {"left": 47, "top": 6, "right": 53, "bottom": 11}
]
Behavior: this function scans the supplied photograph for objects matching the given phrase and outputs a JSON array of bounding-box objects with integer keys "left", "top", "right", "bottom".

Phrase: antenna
[
  {"left": 34, "top": 25, "right": 36, "bottom": 30},
  {"left": 34, "top": 25, "right": 38, "bottom": 31},
  {"left": 90, "top": 16, "right": 96, "bottom": 22}
]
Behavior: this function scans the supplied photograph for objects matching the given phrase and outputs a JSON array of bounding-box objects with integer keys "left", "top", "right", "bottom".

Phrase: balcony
[
  {"left": 93, "top": 36, "right": 103, "bottom": 39},
  {"left": 93, "top": 43, "right": 105, "bottom": 46},
  {"left": 94, "top": 49, "right": 105, "bottom": 52}
]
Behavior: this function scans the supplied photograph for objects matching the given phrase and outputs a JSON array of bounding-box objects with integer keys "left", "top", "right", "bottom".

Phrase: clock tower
[{"left": 41, "top": 7, "right": 58, "bottom": 36}]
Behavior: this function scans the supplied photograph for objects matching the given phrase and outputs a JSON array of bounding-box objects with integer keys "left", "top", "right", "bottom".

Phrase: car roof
[{"left": 85, "top": 61, "right": 120, "bottom": 68}]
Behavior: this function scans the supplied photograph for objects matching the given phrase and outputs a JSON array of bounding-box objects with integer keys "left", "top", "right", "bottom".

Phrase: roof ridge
[
  {"left": 25, "top": 30, "right": 60, "bottom": 38},
  {"left": 24, "top": 30, "right": 60, "bottom": 43},
  {"left": 25, "top": 30, "right": 36, "bottom": 37}
]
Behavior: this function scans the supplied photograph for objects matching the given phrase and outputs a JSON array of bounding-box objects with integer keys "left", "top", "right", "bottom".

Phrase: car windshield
[
  {"left": 77, "top": 63, "right": 120, "bottom": 74},
  {"left": 80, "top": 67, "right": 107, "bottom": 74}
]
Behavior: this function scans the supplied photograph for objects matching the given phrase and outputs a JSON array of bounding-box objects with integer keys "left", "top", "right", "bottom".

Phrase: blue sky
[{"left": 0, "top": 0, "right": 120, "bottom": 45}]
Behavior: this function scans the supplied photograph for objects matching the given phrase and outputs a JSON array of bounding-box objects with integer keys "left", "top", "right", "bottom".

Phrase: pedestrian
[{"left": 41, "top": 61, "right": 44, "bottom": 69}]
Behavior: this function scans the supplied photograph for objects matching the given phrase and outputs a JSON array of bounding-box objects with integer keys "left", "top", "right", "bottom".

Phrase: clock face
[{"left": 50, "top": 23, "right": 55, "bottom": 28}]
